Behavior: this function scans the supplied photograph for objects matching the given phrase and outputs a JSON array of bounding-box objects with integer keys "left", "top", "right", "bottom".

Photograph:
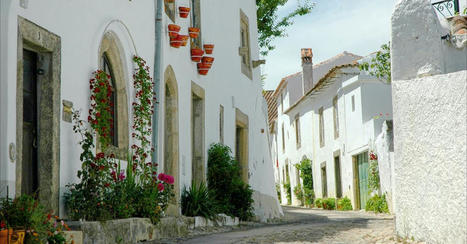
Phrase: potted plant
[
  {"left": 188, "top": 27, "right": 200, "bottom": 38},
  {"left": 179, "top": 35, "right": 189, "bottom": 47},
  {"left": 179, "top": 7, "right": 190, "bottom": 18},
  {"left": 201, "top": 56, "right": 214, "bottom": 65},
  {"left": 168, "top": 24, "right": 181, "bottom": 38},
  {"left": 197, "top": 63, "right": 211, "bottom": 75},
  {"left": 170, "top": 35, "right": 184, "bottom": 48},
  {"left": 203, "top": 44, "right": 214, "bottom": 54},
  {"left": 191, "top": 48, "right": 204, "bottom": 62},
  {"left": 0, "top": 220, "right": 12, "bottom": 244}
]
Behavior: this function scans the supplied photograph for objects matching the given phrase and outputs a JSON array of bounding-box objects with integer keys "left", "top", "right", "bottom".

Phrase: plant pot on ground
[
  {"left": 179, "top": 7, "right": 190, "bottom": 18},
  {"left": 191, "top": 48, "right": 204, "bottom": 62},
  {"left": 203, "top": 44, "right": 214, "bottom": 54},
  {"left": 188, "top": 27, "right": 200, "bottom": 38}
]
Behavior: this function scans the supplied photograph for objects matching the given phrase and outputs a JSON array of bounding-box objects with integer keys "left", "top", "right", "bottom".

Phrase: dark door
[
  {"left": 335, "top": 156, "right": 342, "bottom": 198},
  {"left": 22, "top": 49, "right": 39, "bottom": 195},
  {"left": 357, "top": 152, "right": 370, "bottom": 209}
]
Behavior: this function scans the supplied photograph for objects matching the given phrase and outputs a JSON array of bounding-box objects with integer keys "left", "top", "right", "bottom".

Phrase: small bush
[
  {"left": 365, "top": 194, "right": 389, "bottom": 213},
  {"left": 303, "top": 188, "right": 315, "bottom": 206},
  {"left": 293, "top": 186, "right": 304, "bottom": 206},
  {"left": 275, "top": 183, "right": 281, "bottom": 203},
  {"left": 337, "top": 197, "right": 353, "bottom": 211},
  {"left": 322, "top": 198, "right": 336, "bottom": 210},
  {"left": 315, "top": 198, "right": 323, "bottom": 208},
  {"left": 181, "top": 182, "right": 217, "bottom": 220},
  {"left": 283, "top": 182, "right": 292, "bottom": 205}
]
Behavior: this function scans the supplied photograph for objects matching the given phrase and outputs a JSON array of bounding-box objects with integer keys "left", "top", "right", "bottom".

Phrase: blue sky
[{"left": 262, "top": 0, "right": 397, "bottom": 90}]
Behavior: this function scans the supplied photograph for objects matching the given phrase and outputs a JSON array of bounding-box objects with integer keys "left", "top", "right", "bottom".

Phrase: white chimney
[{"left": 301, "top": 48, "right": 313, "bottom": 94}]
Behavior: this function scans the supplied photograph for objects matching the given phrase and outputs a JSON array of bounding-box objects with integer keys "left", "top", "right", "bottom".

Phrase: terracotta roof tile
[{"left": 263, "top": 90, "right": 278, "bottom": 132}]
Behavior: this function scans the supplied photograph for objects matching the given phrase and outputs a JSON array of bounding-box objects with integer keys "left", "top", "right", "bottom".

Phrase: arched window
[
  {"left": 101, "top": 53, "right": 118, "bottom": 147},
  {"left": 98, "top": 32, "right": 129, "bottom": 159}
]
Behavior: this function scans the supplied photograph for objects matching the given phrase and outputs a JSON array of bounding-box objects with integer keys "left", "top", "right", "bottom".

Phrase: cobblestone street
[{"left": 159, "top": 206, "right": 422, "bottom": 244}]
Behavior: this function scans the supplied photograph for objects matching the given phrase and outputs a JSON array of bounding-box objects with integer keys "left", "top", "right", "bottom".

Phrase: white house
[
  {"left": 0, "top": 0, "right": 281, "bottom": 221},
  {"left": 270, "top": 49, "right": 393, "bottom": 210}
]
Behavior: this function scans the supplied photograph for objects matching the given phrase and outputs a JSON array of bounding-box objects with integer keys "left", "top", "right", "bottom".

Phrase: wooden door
[
  {"left": 22, "top": 49, "right": 39, "bottom": 195},
  {"left": 357, "top": 152, "right": 369, "bottom": 209},
  {"left": 334, "top": 156, "right": 342, "bottom": 198},
  {"left": 321, "top": 164, "right": 327, "bottom": 198}
]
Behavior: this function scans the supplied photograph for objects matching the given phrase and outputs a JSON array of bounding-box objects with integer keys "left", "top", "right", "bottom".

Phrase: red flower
[
  {"left": 96, "top": 152, "right": 105, "bottom": 159},
  {"left": 99, "top": 165, "right": 105, "bottom": 171},
  {"left": 166, "top": 175, "right": 175, "bottom": 185},
  {"left": 104, "top": 183, "right": 110, "bottom": 187},
  {"left": 94, "top": 87, "right": 100, "bottom": 93},
  {"left": 158, "top": 173, "right": 166, "bottom": 182},
  {"left": 157, "top": 183, "right": 164, "bottom": 192},
  {"left": 1, "top": 220, "right": 6, "bottom": 229}
]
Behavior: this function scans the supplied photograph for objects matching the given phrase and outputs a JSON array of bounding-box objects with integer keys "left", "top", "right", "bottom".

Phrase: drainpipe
[{"left": 152, "top": 0, "right": 163, "bottom": 164}]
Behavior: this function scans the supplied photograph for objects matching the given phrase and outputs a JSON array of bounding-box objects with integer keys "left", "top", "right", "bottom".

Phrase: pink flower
[
  {"left": 158, "top": 173, "right": 166, "bottom": 182},
  {"left": 166, "top": 175, "right": 175, "bottom": 185},
  {"left": 157, "top": 183, "right": 164, "bottom": 192},
  {"left": 118, "top": 171, "right": 126, "bottom": 181}
]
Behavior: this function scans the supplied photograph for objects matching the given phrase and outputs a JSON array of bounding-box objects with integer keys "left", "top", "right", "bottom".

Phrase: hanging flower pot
[
  {"left": 170, "top": 35, "right": 184, "bottom": 48},
  {"left": 179, "top": 35, "right": 189, "bottom": 46},
  {"left": 165, "top": 0, "right": 175, "bottom": 3},
  {"left": 203, "top": 44, "right": 214, "bottom": 54},
  {"left": 197, "top": 63, "right": 211, "bottom": 75},
  {"left": 188, "top": 27, "right": 200, "bottom": 38},
  {"left": 201, "top": 56, "right": 214, "bottom": 65},
  {"left": 168, "top": 24, "right": 181, "bottom": 38},
  {"left": 191, "top": 48, "right": 204, "bottom": 62},
  {"left": 179, "top": 7, "right": 190, "bottom": 18},
  {"left": 0, "top": 229, "right": 12, "bottom": 244}
]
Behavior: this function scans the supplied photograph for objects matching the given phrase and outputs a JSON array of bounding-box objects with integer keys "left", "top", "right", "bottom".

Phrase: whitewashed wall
[
  {"left": 391, "top": 0, "right": 467, "bottom": 242},
  {"left": 158, "top": 0, "right": 281, "bottom": 220},
  {"left": 0, "top": 0, "right": 155, "bottom": 215}
]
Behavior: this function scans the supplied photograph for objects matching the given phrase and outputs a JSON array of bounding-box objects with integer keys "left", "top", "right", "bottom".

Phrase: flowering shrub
[
  {"left": 65, "top": 56, "right": 174, "bottom": 224},
  {"left": 365, "top": 194, "right": 389, "bottom": 213},
  {"left": 0, "top": 195, "right": 69, "bottom": 243},
  {"left": 337, "top": 197, "right": 353, "bottom": 211},
  {"left": 368, "top": 151, "right": 380, "bottom": 193}
]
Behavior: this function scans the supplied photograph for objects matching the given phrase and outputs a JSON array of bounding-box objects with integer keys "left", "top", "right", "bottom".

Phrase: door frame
[{"left": 16, "top": 17, "right": 61, "bottom": 213}]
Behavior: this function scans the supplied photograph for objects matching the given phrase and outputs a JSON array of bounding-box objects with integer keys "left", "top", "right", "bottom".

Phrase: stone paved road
[{"left": 158, "top": 206, "right": 423, "bottom": 244}]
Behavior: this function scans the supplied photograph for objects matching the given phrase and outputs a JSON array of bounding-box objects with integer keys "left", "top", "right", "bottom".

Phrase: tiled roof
[{"left": 263, "top": 90, "right": 278, "bottom": 132}]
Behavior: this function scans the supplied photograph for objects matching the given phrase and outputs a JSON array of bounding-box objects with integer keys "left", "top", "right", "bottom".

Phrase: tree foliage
[
  {"left": 256, "top": 0, "right": 314, "bottom": 56},
  {"left": 359, "top": 43, "right": 391, "bottom": 83}
]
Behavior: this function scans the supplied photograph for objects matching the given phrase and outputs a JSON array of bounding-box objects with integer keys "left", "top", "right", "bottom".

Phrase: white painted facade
[
  {"left": 273, "top": 57, "right": 393, "bottom": 209},
  {"left": 0, "top": 0, "right": 281, "bottom": 221},
  {"left": 391, "top": 0, "right": 466, "bottom": 242}
]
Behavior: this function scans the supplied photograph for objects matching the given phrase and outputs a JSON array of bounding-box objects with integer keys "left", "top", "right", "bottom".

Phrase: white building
[
  {"left": 269, "top": 49, "right": 393, "bottom": 210},
  {"left": 0, "top": 0, "right": 281, "bottom": 221}
]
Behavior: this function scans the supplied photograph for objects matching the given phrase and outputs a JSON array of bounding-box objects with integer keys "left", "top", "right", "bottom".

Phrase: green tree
[
  {"left": 257, "top": 0, "right": 314, "bottom": 56},
  {"left": 359, "top": 43, "right": 391, "bottom": 83}
]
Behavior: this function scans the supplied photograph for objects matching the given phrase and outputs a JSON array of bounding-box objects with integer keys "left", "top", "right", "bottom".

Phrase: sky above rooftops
[{"left": 262, "top": 0, "right": 397, "bottom": 90}]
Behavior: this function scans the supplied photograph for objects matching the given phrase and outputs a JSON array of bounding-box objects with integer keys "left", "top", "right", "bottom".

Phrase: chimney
[{"left": 301, "top": 48, "right": 313, "bottom": 94}]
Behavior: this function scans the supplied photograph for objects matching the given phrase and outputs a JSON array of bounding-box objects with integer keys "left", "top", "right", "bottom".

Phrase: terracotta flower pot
[
  {"left": 197, "top": 63, "right": 211, "bottom": 75},
  {"left": 203, "top": 44, "right": 214, "bottom": 54},
  {"left": 170, "top": 35, "right": 183, "bottom": 48},
  {"left": 188, "top": 27, "right": 200, "bottom": 38},
  {"left": 201, "top": 56, "right": 214, "bottom": 64},
  {"left": 179, "top": 7, "right": 190, "bottom": 18},
  {"left": 191, "top": 48, "right": 204, "bottom": 62},
  {"left": 179, "top": 35, "right": 189, "bottom": 46},
  {"left": 168, "top": 24, "right": 181, "bottom": 38},
  {"left": 0, "top": 229, "right": 13, "bottom": 244},
  {"left": 165, "top": 0, "right": 174, "bottom": 3}
]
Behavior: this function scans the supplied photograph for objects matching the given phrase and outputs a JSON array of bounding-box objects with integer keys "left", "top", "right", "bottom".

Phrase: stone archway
[{"left": 163, "top": 65, "right": 180, "bottom": 216}]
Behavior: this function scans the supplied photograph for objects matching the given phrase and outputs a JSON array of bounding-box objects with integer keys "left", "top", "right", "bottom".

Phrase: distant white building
[
  {"left": 267, "top": 49, "right": 393, "bottom": 210},
  {"left": 0, "top": 0, "right": 281, "bottom": 221}
]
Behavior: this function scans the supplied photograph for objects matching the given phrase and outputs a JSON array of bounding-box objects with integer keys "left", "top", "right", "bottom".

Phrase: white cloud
[{"left": 262, "top": 0, "right": 397, "bottom": 90}]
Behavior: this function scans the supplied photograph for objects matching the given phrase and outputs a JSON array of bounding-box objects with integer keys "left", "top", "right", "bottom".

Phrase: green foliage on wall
[
  {"left": 359, "top": 43, "right": 391, "bottom": 83},
  {"left": 365, "top": 194, "right": 389, "bottom": 213}
]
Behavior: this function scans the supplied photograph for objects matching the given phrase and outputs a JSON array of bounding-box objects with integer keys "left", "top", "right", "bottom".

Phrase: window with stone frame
[
  {"left": 164, "top": 0, "right": 176, "bottom": 23},
  {"left": 333, "top": 96, "right": 339, "bottom": 139},
  {"left": 102, "top": 53, "right": 118, "bottom": 147},
  {"left": 190, "top": 0, "right": 202, "bottom": 48},
  {"left": 319, "top": 107, "right": 325, "bottom": 147},
  {"left": 282, "top": 123, "right": 286, "bottom": 153},
  {"left": 219, "top": 105, "right": 224, "bottom": 144},
  {"left": 239, "top": 10, "right": 252, "bottom": 79},
  {"left": 295, "top": 114, "right": 301, "bottom": 149}
]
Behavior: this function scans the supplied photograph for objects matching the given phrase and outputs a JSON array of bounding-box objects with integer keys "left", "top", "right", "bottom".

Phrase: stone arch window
[{"left": 98, "top": 32, "right": 129, "bottom": 159}]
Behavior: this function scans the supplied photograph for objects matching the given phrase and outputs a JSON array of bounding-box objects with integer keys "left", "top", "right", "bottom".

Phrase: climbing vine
[
  {"left": 359, "top": 43, "right": 391, "bottom": 83},
  {"left": 368, "top": 151, "right": 380, "bottom": 193}
]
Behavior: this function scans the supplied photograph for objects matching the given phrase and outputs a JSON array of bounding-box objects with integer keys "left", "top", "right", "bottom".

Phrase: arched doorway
[{"left": 163, "top": 66, "right": 180, "bottom": 216}]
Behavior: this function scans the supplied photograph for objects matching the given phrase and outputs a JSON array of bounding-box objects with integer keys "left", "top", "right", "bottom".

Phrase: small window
[
  {"left": 164, "top": 0, "right": 176, "bottom": 23},
  {"left": 281, "top": 123, "right": 286, "bottom": 153},
  {"left": 190, "top": 0, "right": 202, "bottom": 48},
  {"left": 351, "top": 95, "right": 355, "bottom": 112},
  {"left": 219, "top": 105, "right": 224, "bottom": 143},
  {"left": 319, "top": 107, "right": 325, "bottom": 147},
  {"left": 333, "top": 96, "right": 339, "bottom": 139},
  {"left": 295, "top": 115, "right": 301, "bottom": 149},
  {"left": 239, "top": 10, "right": 252, "bottom": 79}
]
